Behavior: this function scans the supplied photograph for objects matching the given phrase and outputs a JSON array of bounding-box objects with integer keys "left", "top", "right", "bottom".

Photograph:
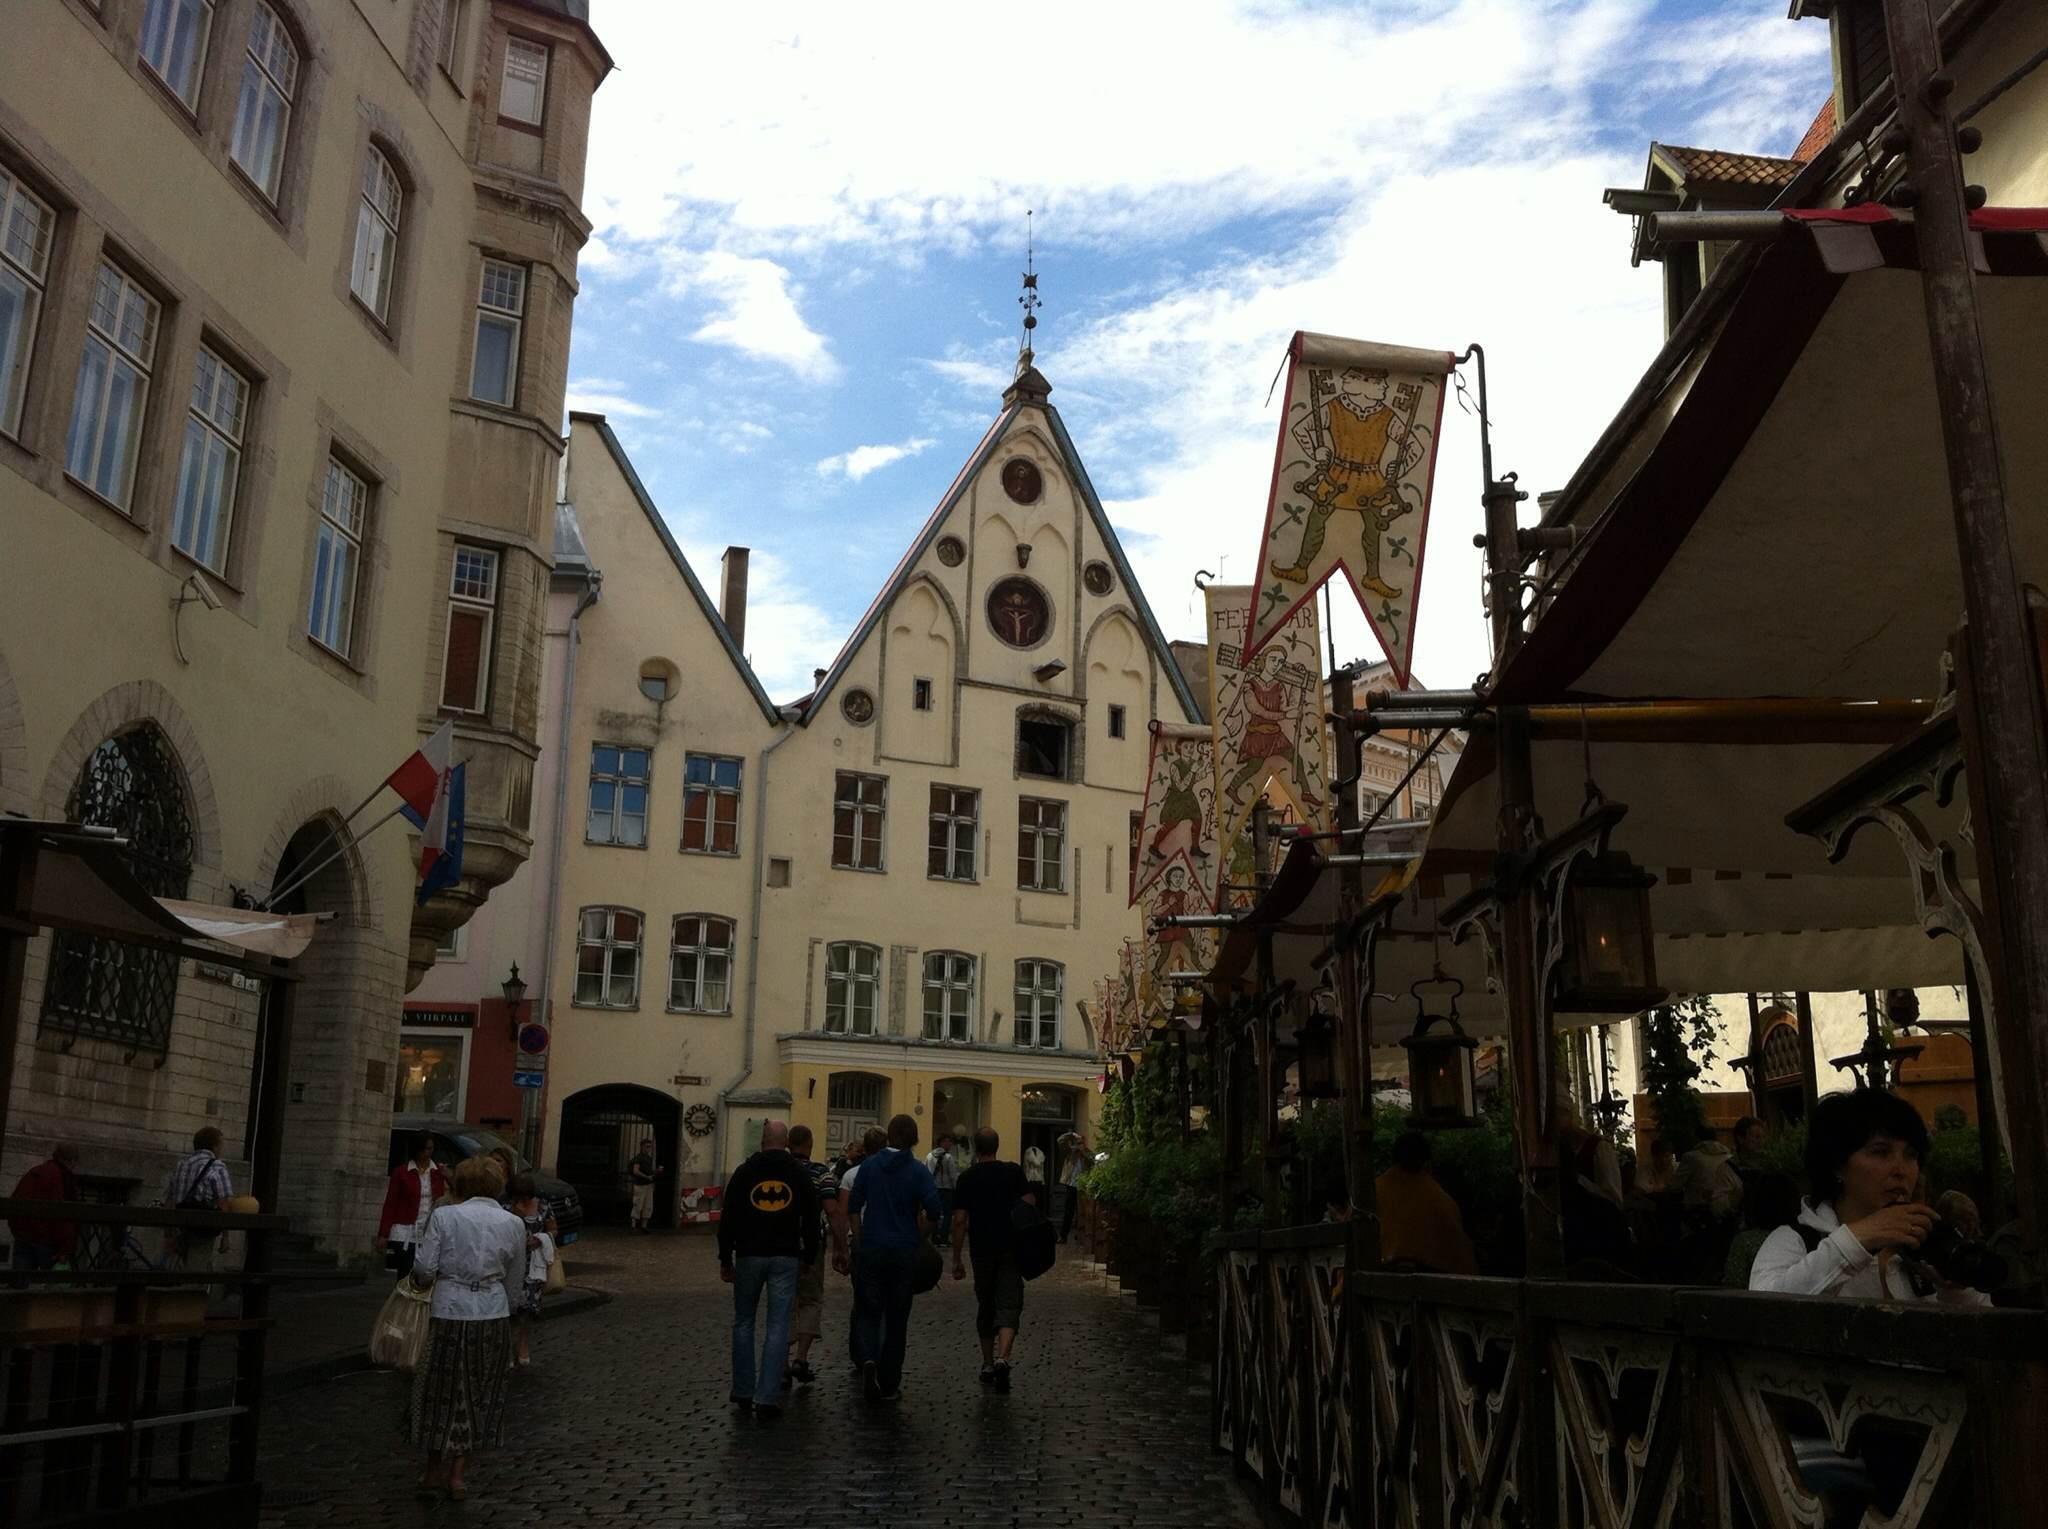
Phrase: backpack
[{"left": 1011, "top": 1196, "right": 1057, "bottom": 1280}]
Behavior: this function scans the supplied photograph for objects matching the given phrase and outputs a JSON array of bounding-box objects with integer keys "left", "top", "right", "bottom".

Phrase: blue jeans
[
  {"left": 731, "top": 1255, "right": 799, "bottom": 1407},
  {"left": 853, "top": 1246, "right": 917, "bottom": 1393}
]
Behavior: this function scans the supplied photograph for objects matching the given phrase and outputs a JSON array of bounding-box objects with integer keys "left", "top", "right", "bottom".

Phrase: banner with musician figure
[
  {"left": 1131, "top": 722, "right": 1218, "bottom": 908},
  {"left": 1249, "top": 332, "right": 1454, "bottom": 683},
  {"left": 1205, "top": 583, "right": 1331, "bottom": 885}
]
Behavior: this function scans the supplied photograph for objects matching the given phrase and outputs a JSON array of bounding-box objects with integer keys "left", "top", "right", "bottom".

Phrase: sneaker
[
  {"left": 729, "top": 1393, "right": 754, "bottom": 1414},
  {"left": 790, "top": 1359, "right": 818, "bottom": 1386},
  {"left": 862, "top": 1361, "right": 883, "bottom": 1403},
  {"left": 979, "top": 1365, "right": 996, "bottom": 1386},
  {"left": 993, "top": 1360, "right": 1012, "bottom": 1392}
]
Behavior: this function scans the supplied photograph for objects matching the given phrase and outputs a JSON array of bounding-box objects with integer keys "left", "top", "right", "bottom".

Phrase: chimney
[{"left": 719, "top": 546, "right": 750, "bottom": 653}]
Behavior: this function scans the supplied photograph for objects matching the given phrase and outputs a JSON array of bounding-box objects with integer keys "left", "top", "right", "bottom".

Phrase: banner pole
[{"left": 262, "top": 802, "right": 409, "bottom": 910}]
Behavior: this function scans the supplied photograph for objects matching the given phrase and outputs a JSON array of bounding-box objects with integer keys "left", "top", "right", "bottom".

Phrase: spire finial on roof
[{"left": 1016, "top": 209, "right": 1040, "bottom": 374}]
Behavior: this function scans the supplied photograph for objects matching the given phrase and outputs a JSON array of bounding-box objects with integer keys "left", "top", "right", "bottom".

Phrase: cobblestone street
[{"left": 257, "top": 1232, "right": 1255, "bottom": 1527}]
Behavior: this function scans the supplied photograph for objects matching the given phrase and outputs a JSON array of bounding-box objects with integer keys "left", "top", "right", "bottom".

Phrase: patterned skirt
[{"left": 406, "top": 1317, "right": 512, "bottom": 1454}]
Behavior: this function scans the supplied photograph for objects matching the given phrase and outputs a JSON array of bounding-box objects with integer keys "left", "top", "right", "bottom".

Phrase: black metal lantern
[
  {"left": 1555, "top": 851, "right": 1661, "bottom": 1013},
  {"left": 501, "top": 961, "right": 528, "bottom": 1040},
  {"left": 1293, "top": 992, "right": 1340, "bottom": 1101},
  {"left": 1402, "top": 976, "right": 1478, "bottom": 1128}
]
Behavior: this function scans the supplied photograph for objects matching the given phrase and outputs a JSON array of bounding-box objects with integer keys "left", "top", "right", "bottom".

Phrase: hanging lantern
[
  {"left": 1293, "top": 992, "right": 1340, "bottom": 1101},
  {"left": 1402, "top": 976, "right": 1478, "bottom": 1128},
  {"left": 1554, "top": 851, "right": 1661, "bottom": 1013}
]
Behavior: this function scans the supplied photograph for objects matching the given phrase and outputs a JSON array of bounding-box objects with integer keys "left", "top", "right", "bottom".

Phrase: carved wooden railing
[{"left": 1215, "top": 1226, "right": 2048, "bottom": 1529}]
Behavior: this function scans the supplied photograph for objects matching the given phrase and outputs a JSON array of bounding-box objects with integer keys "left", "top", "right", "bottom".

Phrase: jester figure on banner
[
  {"left": 1204, "top": 585, "right": 1331, "bottom": 900},
  {"left": 1132, "top": 723, "right": 1219, "bottom": 908},
  {"left": 1250, "top": 333, "right": 1455, "bottom": 684}
]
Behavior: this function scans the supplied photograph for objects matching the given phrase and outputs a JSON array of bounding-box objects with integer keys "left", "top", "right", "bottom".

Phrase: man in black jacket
[{"left": 718, "top": 1121, "right": 821, "bottom": 1420}]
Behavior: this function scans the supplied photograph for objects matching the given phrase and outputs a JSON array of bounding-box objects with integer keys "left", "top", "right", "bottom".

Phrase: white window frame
[
  {"left": 681, "top": 753, "right": 742, "bottom": 856},
  {"left": 586, "top": 743, "right": 650, "bottom": 848},
  {"left": 66, "top": 261, "right": 160, "bottom": 510},
  {"left": 573, "top": 905, "right": 642, "bottom": 1009},
  {"left": 1014, "top": 959, "right": 1062, "bottom": 1050},
  {"left": 499, "top": 35, "right": 549, "bottom": 126},
  {"left": 437, "top": 0, "right": 466, "bottom": 77},
  {"left": 229, "top": 3, "right": 297, "bottom": 201},
  {"left": 0, "top": 168, "right": 54, "bottom": 440},
  {"left": 824, "top": 942, "right": 881, "bottom": 1036},
  {"left": 469, "top": 257, "right": 524, "bottom": 406},
  {"left": 308, "top": 456, "right": 368, "bottom": 659},
  {"left": 1018, "top": 797, "right": 1067, "bottom": 893},
  {"left": 922, "top": 951, "right": 975, "bottom": 1043},
  {"left": 832, "top": 771, "right": 887, "bottom": 872},
  {"left": 139, "top": 0, "right": 215, "bottom": 111},
  {"left": 350, "top": 147, "right": 402, "bottom": 322},
  {"left": 927, "top": 785, "right": 978, "bottom": 883},
  {"left": 170, "top": 345, "right": 249, "bottom": 573},
  {"left": 668, "top": 914, "right": 735, "bottom": 1015},
  {"left": 439, "top": 543, "right": 497, "bottom": 713}
]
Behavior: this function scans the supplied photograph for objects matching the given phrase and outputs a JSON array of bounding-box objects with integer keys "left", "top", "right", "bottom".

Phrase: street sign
[
  {"left": 513, "top": 1070, "right": 545, "bottom": 1089},
  {"left": 671, "top": 1073, "right": 704, "bottom": 1086},
  {"left": 517, "top": 1022, "right": 550, "bottom": 1056}
]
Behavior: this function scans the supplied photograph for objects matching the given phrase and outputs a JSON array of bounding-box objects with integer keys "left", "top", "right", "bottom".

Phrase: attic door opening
[{"left": 1018, "top": 716, "right": 1071, "bottom": 780}]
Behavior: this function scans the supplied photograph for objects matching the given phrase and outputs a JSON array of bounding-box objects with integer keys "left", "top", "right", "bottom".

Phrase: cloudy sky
[{"left": 566, "top": 0, "right": 1831, "bottom": 700}]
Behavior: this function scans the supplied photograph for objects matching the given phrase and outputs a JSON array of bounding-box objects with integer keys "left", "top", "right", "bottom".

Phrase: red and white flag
[{"left": 386, "top": 721, "right": 453, "bottom": 827}]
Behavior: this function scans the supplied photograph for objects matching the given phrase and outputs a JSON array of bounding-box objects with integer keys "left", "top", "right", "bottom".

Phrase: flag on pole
[
  {"left": 1248, "top": 332, "right": 1455, "bottom": 682},
  {"left": 416, "top": 763, "right": 466, "bottom": 906},
  {"left": 386, "top": 721, "right": 455, "bottom": 827}
]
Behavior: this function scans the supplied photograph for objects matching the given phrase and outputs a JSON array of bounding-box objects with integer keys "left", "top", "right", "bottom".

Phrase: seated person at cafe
[
  {"left": 1376, "top": 1131, "right": 1477, "bottom": 1275},
  {"left": 1749, "top": 1090, "right": 1990, "bottom": 1307}
]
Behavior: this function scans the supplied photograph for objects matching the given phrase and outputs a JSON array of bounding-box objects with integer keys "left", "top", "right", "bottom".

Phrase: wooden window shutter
[{"left": 442, "top": 607, "right": 487, "bottom": 709}]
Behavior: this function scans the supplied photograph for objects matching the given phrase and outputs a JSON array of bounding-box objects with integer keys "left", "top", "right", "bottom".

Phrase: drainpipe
[
  {"left": 714, "top": 713, "right": 799, "bottom": 1182},
  {"left": 532, "top": 568, "right": 601, "bottom": 1168}
]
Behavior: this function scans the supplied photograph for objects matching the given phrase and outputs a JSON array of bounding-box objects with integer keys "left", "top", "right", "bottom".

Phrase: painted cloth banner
[
  {"left": 1131, "top": 722, "right": 1218, "bottom": 908},
  {"left": 1205, "top": 583, "right": 1332, "bottom": 892},
  {"left": 1249, "top": 332, "right": 1455, "bottom": 683},
  {"left": 1141, "top": 876, "right": 1215, "bottom": 1032}
]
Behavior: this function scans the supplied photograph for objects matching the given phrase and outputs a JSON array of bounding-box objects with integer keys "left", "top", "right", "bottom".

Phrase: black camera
[{"left": 1913, "top": 1216, "right": 2006, "bottom": 1292}]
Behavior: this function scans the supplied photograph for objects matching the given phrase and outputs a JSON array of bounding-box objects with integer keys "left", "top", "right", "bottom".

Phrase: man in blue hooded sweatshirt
[{"left": 846, "top": 1112, "right": 944, "bottom": 1402}]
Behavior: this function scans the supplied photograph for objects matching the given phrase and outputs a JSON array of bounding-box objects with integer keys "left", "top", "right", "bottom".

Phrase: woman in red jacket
[{"left": 377, "top": 1136, "right": 448, "bottom": 1278}]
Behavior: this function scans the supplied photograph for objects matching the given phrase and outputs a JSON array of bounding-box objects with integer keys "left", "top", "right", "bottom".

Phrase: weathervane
[{"left": 1018, "top": 209, "right": 1040, "bottom": 361}]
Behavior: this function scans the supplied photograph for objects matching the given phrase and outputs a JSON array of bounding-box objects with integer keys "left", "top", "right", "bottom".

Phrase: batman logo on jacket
[{"left": 750, "top": 1179, "right": 794, "bottom": 1212}]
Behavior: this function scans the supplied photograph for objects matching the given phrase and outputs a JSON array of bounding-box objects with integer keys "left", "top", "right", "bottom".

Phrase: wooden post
[
  {"left": 1252, "top": 802, "right": 1284, "bottom": 1225},
  {"left": 1963, "top": 965, "right": 2005, "bottom": 1231},
  {"left": 1744, "top": 991, "right": 1763, "bottom": 1115},
  {"left": 250, "top": 969, "right": 296, "bottom": 1216},
  {"left": 1862, "top": 990, "right": 1889, "bottom": 1092},
  {"left": 0, "top": 834, "right": 33, "bottom": 1152},
  {"left": 1794, "top": 990, "right": 1821, "bottom": 1118},
  {"left": 1328, "top": 667, "right": 1380, "bottom": 1263},
  {"left": 1882, "top": 0, "right": 2048, "bottom": 1254}
]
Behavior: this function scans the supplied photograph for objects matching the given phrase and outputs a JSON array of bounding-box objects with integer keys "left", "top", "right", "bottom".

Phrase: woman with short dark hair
[{"left": 1749, "top": 1090, "right": 1988, "bottom": 1305}]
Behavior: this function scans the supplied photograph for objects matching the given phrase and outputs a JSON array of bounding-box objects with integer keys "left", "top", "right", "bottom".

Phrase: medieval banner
[
  {"left": 1140, "top": 873, "right": 1215, "bottom": 1032},
  {"left": 1205, "top": 583, "right": 1332, "bottom": 885},
  {"left": 1131, "top": 721, "right": 1218, "bottom": 908},
  {"left": 1248, "top": 332, "right": 1455, "bottom": 683}
]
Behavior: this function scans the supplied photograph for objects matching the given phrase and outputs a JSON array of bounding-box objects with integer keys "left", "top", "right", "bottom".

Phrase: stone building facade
[{"left": 0, "top": 0, "right": 607, "bottom": 1256}]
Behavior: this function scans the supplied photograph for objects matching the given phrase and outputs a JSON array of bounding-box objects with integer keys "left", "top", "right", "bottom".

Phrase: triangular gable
[
  {"left": 571, "top": 413, "right": 783, "bottom": 725},
  {"left": 803, "top": 395, "right": 1203, "bottom": 725}
]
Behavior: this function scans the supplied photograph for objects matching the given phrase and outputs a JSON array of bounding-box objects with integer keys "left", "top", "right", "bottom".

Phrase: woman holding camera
[{"left": 1749, "top": 1090, "right": 1990, "bottom": 1306}]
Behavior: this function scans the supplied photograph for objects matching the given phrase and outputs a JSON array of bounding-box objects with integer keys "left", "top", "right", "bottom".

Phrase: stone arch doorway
[
  {"left": 1020, "top": 1083, "right": 1084, "bottom": 1191},
  {"left": 826, "top": 1071, "right": 889, "bottom": 1156},
  {"left": 931, "top": 1076, "right": 988, "bottom": 1153},
  {"left": 559, "top": 1084, "right": 681, "bottom": 1228}
]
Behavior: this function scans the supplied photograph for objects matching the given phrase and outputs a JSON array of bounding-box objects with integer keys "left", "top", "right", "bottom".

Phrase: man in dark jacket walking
[
  {"left": 718, "top": 1120, "right": 820, "bottom": 1420},
  {"left": 847, "top": 1113, "right": 943, "bottom": 1403},
  {"left": 950, "top": 1128, "right": 1035, "bottom": 1389}
]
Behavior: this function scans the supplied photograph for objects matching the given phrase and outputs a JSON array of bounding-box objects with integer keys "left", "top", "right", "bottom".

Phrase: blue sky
[{"left": 566, "top": 0, "right": 1831, "bottom": 698}]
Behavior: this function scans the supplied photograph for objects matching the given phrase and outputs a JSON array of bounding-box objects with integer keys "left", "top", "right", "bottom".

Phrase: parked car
[{"left": 388, "top": 1122, "right": 584, "bottom": 1244}]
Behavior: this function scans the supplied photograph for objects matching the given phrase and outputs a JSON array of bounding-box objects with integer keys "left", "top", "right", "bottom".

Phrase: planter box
[{"left": 0, "top": 1288, "right": 117, "bottom": 1335}]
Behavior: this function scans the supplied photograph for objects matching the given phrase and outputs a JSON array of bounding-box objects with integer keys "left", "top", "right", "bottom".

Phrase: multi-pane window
[
  {"left": 572, "top": 906, "right": 640, "bottom": 1008},
  {"left": 66, "top": 262, "right": 160, "bottom": 510},
  {"left": 824, "top": 943, "right": 881, "bottom": 1036},
  {"left": 439, "top": 544, "right": 497, "bottom": 711},
  {"left": 140, "top": 0, "right": 215, "bottom": 110},
  {"left": 1018, "top": 798, "right": 1067, "bottom": 892},
  {"left": 832, "top": 772, "right": 887, "bottom": 871},
  {"left": 927, "top": 785, "right": 978, "bottom": 881},
  {"left": 169, "top": 347, "right": 248, "bottom": 572},
  {"left": 922, "top": 951, "right": 975, "bottom": 1042},
  {"left": 0, "top": 170, "right": 54, "bottom": 438},
  {"left": 682, "top": 754, "right": 741, "bottom": 855},
  {"left": 308, "top": 457, "right": 368, "bottom": 657},
  {"left": 437, "top": 0, "right": 466, "bottom": 75},
  {"left": 470, "top": 259, "right": 524, "bottom": 406},
  {"left": 1014, "top": 959, "right": 1062, "bottom": 1049},
  {"left": 350, "top": 147, "right": 402, "bottom": 321},
  {"left": 500, "top": 36, "right": 549, "bottom": 125},
  {"left": 587, "top": 745, "right": 650, "bottom": 847},
  {"left": 230, "top": 4, "right": 297, "bottom": 200},
  {"left": 668, "top": 915, "right": 734, "bottom": 1014}
]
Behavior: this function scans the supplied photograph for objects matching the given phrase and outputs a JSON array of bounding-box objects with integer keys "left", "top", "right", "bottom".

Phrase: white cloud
[
  {"left": 564, "top": 379, "right": 661, "bottom": 419},
  {"left": 664, "top": 251, "right": 841, "bottom": 382},
  {"left": 816, "top": 436, "right": 937, "bottom": 482},
  {"left": 673, "top": 537, "right": 842, "bottom": 699}
]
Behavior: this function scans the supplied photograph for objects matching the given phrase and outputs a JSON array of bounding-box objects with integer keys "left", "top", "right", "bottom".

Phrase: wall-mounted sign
[
  {"left": 683, "top": 1103, "right": 717, "bottom": 1138},
  {"left": 517, "top": 1023, "right": 550, "bottom": 1056},
  {"left": 513, "top": 1070, "right": 545, "bottom": 1090},
  {"left": 403, "top": 1006, "right": 477, "bottom": 1029},
  {"left": 672, "top": 1073, "right": 704, "bottom": 1087}
]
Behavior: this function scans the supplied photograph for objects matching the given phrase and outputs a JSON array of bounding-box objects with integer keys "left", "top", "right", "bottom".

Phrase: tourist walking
[
  {"left": 627, "top": 1137, "right": 658, "bottom": 1232},
  {"left": 504, "top": 1173, "right": 555, "bottom": 1371},
  {"left": 162, "top": 1126, "right": 234, "bottom": 1270},
  {"left": 8, "top": 1142, "right": 82, "bottom": 1270},
  {"left": 405, "top": 1156, "right": 527, "bottom": 1502},
  {"left": 847, "top": 1113, "right": 943, "bottom": 1403},
  {"left": 840, "top": 1125, "right": 886, "bottom": 1369},
  {"left": 1057, "top": 1132, "right": 1088, "bottom": 1243},
  {"left": 950, "top": 1127, "right": 1033, "bottom": 1390},
  {"left": 376, "top": 1135, "right": 447, "bottom": 1279},
  {"left": 784, "top": 1124, "right": 848, "bottom": 1387},
  {"left": 718, "top": 1120, "right": 820, "bottom": 1420},
  {"left": 925, "top": 1132, "right": 961, "bottom": 1244}
]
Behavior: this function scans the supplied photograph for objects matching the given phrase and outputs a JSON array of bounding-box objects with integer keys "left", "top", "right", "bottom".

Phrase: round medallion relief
[
  {"left": 841, "top": 688, "right": 876, "bottom": 725},
  {"left": 935, "top": 535, "right": 966, "bottom": 567},
  {"left": 1001, "top": 457, "right": 1044, "bottom": 505},
  {"left": 1083, "top": 560, "right": 1115, "bottom": 596},
  {"left": 987, "top": 577, "right": 1053, "bottom": 649}
]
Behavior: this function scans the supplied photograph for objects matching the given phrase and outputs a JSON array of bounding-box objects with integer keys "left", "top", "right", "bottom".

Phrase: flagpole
[{"left": 262, "top": 802, "right": 410, "bottom": 911}]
